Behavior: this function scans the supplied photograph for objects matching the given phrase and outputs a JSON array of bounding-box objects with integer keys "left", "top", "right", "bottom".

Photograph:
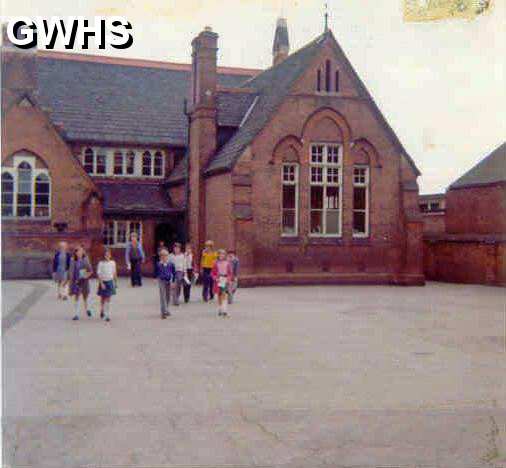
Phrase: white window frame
[
  {"left": 309, "top": 143, "right": 343, "bottom": 237},
  {"left": 81, "top": 147, "right": 165, "bottom": 179},
  {"left": 103, "top": 220, "right": 143, "bottom": 248},
  {"left": 1, "top": 153, "right": 51, "bottom": 219},
  {"left": 281, "top": 163, "right": 299, "bottom": 237},
  {"left": 352, "top": 165, "right": 370, "bottom": 238}
]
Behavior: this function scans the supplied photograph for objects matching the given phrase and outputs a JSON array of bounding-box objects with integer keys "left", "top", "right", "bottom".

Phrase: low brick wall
[{"left": 424, "top": 234, "right": 506, "bottom": 286}]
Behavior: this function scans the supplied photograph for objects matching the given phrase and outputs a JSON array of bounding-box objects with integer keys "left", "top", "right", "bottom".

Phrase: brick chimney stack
[
  {"left": 188, "top": 27, "right": 219, "bottom": 252},
  {"left": 272, "top": 17, "right": 289, "bottom": 66}
]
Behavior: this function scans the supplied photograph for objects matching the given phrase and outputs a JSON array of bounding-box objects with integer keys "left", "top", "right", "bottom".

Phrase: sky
[{"left": 1, "top": 0, "right": 504, "bottom": 194}]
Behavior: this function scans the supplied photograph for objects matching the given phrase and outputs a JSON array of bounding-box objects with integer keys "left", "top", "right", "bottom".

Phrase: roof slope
[
  {"left": 205, "top": 33, "right": 326, "bottom": 175},
  {"left": 449, "top": 142, "right": 506, "bottom": 189},
  {"left": 36, "top": 55, "right": 255, "bottom": 146},
  {"left": 206, "top": 30, "right": 420, "bottom": 176},
  {"left": 96, "top": 181, "right": 182, "bottom": 215}
]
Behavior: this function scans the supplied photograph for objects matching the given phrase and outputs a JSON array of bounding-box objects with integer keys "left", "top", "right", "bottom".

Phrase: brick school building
[{"left": 2, "top": 19, "right": 425, "bottom": 285}]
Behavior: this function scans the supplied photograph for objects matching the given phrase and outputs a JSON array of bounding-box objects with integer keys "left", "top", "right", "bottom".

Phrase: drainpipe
[{"left": 183, "top": 98, "right": 191, "bottom": 243}]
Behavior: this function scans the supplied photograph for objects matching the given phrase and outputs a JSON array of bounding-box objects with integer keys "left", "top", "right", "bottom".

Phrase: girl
[
  {"left": 183, "top": 243, "right": 195, "bottom": 304},
  {"left": 211, "top": 249, "right": 233, "bottom": 318},
  {"left": 96, "top": 248, "right": 117, "bottom": 322},
  {"left": 68, "top": 246, "right": 93, "bottom": 321},
  {"left": 52, "top": 241, "right": 71, "bottom": 300}
]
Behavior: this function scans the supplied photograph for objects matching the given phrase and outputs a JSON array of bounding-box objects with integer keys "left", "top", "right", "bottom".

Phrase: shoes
[
  {"left": 72, "top": 315, "right": 79, "bottom": 321},
  {"left": 105, "top": 317, "right": 110, "bottom": 322},
  {"left": 86, "top": 310, "right": 93, "bottom": 318},
  {"left": 100, "top": 311, "right": 105, "bottom": 319}
]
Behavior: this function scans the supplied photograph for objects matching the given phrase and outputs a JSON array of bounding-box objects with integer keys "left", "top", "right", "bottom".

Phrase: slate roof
[
  {"left": 36, "top": 54, "right": 255, "bottom": 146},
  {"left": 449, "top": 142, "right": 506, "bottom": 190},
  {"left": 96, "top": 181, "right": 183, "bottom": 215},
  {"left": 205, "top": 31, "right": 420, "bottom": 177},
  {"left": 217, "top": 91, "right": 258, "bottom": 127}
]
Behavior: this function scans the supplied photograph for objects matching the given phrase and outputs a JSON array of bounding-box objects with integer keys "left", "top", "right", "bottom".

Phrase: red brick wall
[
  {"left": 422, "top": 213, "right": 446, "bottom": 234},
  {"left": 220, "top": 38, "right": 423, "bottom": 281},
  {"left": 424, "top": 239, "right": 506, "bottom": 286},
  {"left": 446, "top": 184, "right": 506, "bottom": 235},
  {"left": 205, "top": 172, "right": 234, "bottom": 252}
]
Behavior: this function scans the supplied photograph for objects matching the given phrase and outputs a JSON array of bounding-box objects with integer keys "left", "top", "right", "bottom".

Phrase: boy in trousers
[
  {"left": 157, "top": 248, "right": 176, "bottom": 319},
  {"left": 125, "top": 232, "right": 145, "bottom": 287},
  {"left": 227, "top": 251, "right": 240, "bottom": 304},
  {"left": 200, "top": 240, "right": 218, "bottom": 302}
]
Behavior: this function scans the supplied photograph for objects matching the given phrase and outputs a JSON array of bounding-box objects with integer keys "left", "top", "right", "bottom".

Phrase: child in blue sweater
[{"left": 157, "top": 248, "right": 176, "bottom": 319}]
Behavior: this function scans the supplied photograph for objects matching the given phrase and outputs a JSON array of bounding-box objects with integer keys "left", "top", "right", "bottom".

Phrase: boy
[
  {"left": 200, "top": 240, "right": 218, "bottom": 302},
  {"left": 227, "top": 251, "right": 240, "bottom": 304},
  {"left": 52, "top": 241, "right": 71, "bottom": 300},
  {"left": 157, "top": 248, "right": 176, "bottom": 319},
  {"left": 169, "top": 242, "right": 186, "bottom": 306}
]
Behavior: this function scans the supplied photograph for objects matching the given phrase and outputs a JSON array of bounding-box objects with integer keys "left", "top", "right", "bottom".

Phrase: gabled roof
[
  {"left": 35, "top": 52, "right": 258, "bottom": 146},
  {"left": 449, "top": 142, "right": 506, "bottom": 190},
  {"left": 96, "top": 181, "right": 183, "bottom": 215},
  {"left": 205, "top": 33, "right": 327, "bottom": 175},
  {"left": 205, "top": 30, "right": 421, "bottom": 177}
]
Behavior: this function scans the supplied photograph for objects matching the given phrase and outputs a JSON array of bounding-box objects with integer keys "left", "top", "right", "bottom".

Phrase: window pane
[
  {"left": 142, "top": 152, "right": 152, "bottom": 176},
  {"left": 154, "top": 152, "right": 163, "bottom": 176},
  {"left": 326, "top": 210, "right": 339, "bottom": 234},
  {"left": 325, "top": 186, "right": 340, "bottom": 209},
  {"left": 311, "top": 186, "right": 323, "bottom": 209},
  {"left": 353, "top": 187, "right": 366, "bottom": 210},
  {"left": 2, "top": 205, "right": 13, "bottom": 216},
  {"left": 2, "top": 173, "right": 14, "bottom": 216},
  {"left": 283, "top": 165, "right": 296, "bottom": 182},
  {"left": 103, "top": 222, "right": 115, "bottom": 245},
  {"left": 96, "top": 152, "right": 107, "bottom": 174},
  {"left": 114, "top": 152, "right": 124, "bottom": 175},
  {"left": 84, "top": 149, "right": 94, "bottom": 173},
  {"left": 353, "top": 211, "right": 366, "bottom": 234},
  {"left": 310, "top": 211, "right": 323, "bottom": 234},
  {"left": 2, "top": 193, "right": 13, "bottom": 204},
  {"left": 311, "top": 145, "right": 323, "bottom": 163},
  {"left": 129, "top": 221, "right": 142, "bottom": 241},
  {"left": 282, "top": 185, "right": 295, "bottom": 210},
  {"left": 310, "top": 167, "right": 323, "bottom": 184},
  {"left": 116, "top": 222, "right": 127, "bottom": 244},
  {"left": 282, "top": 210, "right": 296, "bottom": 234},
  {"left": 327, "top": 145, "right": 340, "bottom": 164},
  {"left": 35, "top": 194, "right": 49, "bottom": 205},
  {"left": 17, "top": 193, "right": 31, "bottom": 204},
  {"left": 327, "top": 167, "right": 339, "bottom": 184},
  {"left": 126, "top": 151, "right": 135, "bottom": 175},
  {"left": 17, "top": 205, "right": 31, "bottom": 217}
]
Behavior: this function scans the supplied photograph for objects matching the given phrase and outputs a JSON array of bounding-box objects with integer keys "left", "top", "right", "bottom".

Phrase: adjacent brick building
[
  {"left": 423, "top": 142, "right": 506, "bottom": 285},
  {"left": 2, "top": 20, "right": 425, "bottom": 285}
]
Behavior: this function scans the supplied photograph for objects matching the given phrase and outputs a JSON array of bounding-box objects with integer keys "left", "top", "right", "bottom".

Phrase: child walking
[
  {"left": 183, "top": 243, "right": 195, "bottom": 304},
  {"left": 157, "top": 248, "right": 176, "bottom": 319},
  {"left": 200, "top": 240, "right": 217, "bottom": 302},
  {"left": 96, "top": 248, "right": 117, "bottom": 322},
  {"left": 170, "top": 242, "right": 186, "bottom": 306},
  {"left": 211, "top": 249, "right": 233, "bottom": 318},
  {"left": 227, "top": 251, "right": 240, "bottom": 304},
  {"left": 68, "top": 246, "right": 93, "bottom": 321},
  {"left": 52, "top": 241, "right": 71, "bottom": 300}
]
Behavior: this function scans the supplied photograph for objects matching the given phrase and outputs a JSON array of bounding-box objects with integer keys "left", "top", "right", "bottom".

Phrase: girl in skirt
[
  {"left": 97, "top": 248, "right": 117, "bottom": 322},
  {"left": 211, "top": 249, "right": 233, "bottom": 317},
  {"left": 68, "top": 246, "right": 93, "bottom": 321}
]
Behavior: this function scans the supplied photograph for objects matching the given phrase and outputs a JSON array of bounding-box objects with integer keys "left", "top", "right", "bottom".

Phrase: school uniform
[
  {"left": 157, "top": 260, "right": 176, "bottom": 318},
  {"left": 170, "top": 253, "right": 186, "bottom": 305},
  {"left": 53, "top": 251, "right": 71, "bottom": 282},
  {"left": 125, "top": 242, "right": 145, "bottom": 287},
  {"left": 183, "top": 252, "right": 194, "bottom": 303},
  {"left": 68, "top": 256, "right": 92, "bottom": 298},
  {"left": 97, "top": 260, "right": 117, "bottom": 298}
]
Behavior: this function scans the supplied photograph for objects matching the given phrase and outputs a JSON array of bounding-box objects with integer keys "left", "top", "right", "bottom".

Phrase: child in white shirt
[{"left": 96, "top": 248, "right": 117, "bottom": 322}]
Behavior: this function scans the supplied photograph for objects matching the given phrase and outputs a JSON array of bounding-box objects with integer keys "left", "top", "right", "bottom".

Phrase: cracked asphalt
[{"left": 2, "top": 279, "right": 506, "bottom": 467}]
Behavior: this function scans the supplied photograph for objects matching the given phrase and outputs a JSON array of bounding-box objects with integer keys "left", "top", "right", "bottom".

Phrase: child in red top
[{"left": 211, "top": 249, "right": 233, "bottom": 317}]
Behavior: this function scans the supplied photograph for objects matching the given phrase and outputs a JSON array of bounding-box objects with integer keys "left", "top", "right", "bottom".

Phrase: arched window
[
  {"left": 126, "top": 151, "right": 135, "bottom": 175},
  {"left": 142, "top": 151, "right": 152, "bottom": 176},
  {"left": 317, "top": 69, "right": 322, "bottom": 92},
  {"left": 17, "top": 162, "right": 32, "bottom": 217},
  {"left": 335, "top": 70, "right": 340, "bottom": 93},
  {"left": 281, "top": 163, "right": 299, "bottom": 236},
  {"left": 83, "top": 148, "right": 94, "bottom": 173},
  {"left": 154, "top": 151, "right": 164, "bottom": 177},
  {"left": 114, "top": 151, "right": 124, "bottom": 175},
  {"left": 35, "top": 173, "right": 50, "bottom": 217},
  {"left": 325, "top": 60, "right": 331, "bottom": 92},
  {"left": 1, "top": 172, "right": 14, "bottom": 216}
]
